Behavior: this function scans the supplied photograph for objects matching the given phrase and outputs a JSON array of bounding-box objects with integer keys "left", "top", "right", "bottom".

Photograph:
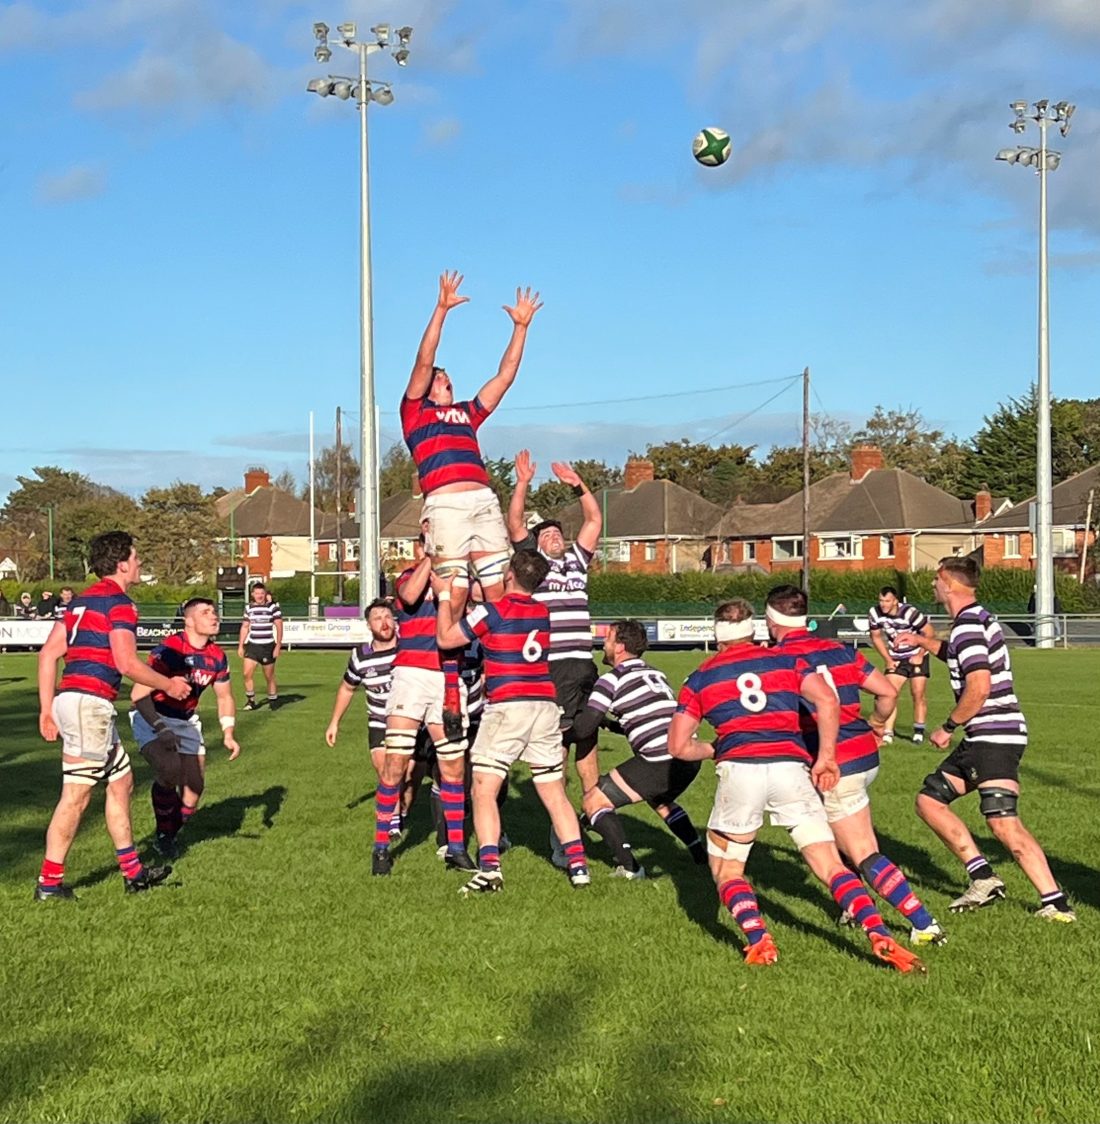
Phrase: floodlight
[
  {"left": 394, "top": 47, "right": 409, "bottom": 66},
  {"left": 337, "top": 22, "right": 356, "bottom": 40},
  {"left": 1011, "top": 119, "right": 1026, "bottom": 133},
  {"left": 1035, "top": 99, "right": 1048, "bottom": 113},
  {"left": 1010, "top": 100, "right": 1027, "bottom": 115},
  {"left": 371, "top": 23, "right": 390, "bottom": 45},
  {"left": 396, "top": 26, "right": 413, "bottom": 46},
  {"left": 313, "top": 22, "right": 329, "bottom": 40},
  {"left": 372, "top": 84, "right": 394, "bottom": 106},
  {"left": 315, "top": 44, "right": 332, "bottom": 62},
  {"left": 1046, "top": 152, "right": 1061, "bottom": 171},
  {"left": 333, "top": 79, "right": 355, "bottom": 99},
  {"left": 307, "top": 77, "right": 335, "bottom": 96}
]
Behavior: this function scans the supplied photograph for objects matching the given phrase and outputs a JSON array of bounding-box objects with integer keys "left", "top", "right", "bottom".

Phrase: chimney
[
  {"left": 244, "top": 468, "right": 270, "bottom": 493},
  {"left": 975, "top": 486, "right": 992, "bottom": 522},
  {"left": 624, "top": 457, "right": 655, "bottom": 490},
  {"left": 850, "top": 444, "right": 885, "bottom": 483}
]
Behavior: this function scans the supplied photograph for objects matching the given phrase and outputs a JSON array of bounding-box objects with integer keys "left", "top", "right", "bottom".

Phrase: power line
[{"left": 698, "top": 376, "right": 803, "bottom": 443}]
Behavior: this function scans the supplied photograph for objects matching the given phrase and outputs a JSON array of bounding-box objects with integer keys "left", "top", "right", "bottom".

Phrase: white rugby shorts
[
  {"left": 422, "top": 486, "right": 508, "bottom": 562},
  {"left": 52, "top": 693, "right": 132, "bottom": 786},
  {"left": 470, "top": 700, "right": 563, "bottom": 775},
  {"left": 130, "top": 711, "right": 206, "bottom": 756},
  {"left": 708, "top": 759, "right": 831, "bottom": 837},
  {"left": 821, "top": 765, "right": 878, "bottom": 823}
]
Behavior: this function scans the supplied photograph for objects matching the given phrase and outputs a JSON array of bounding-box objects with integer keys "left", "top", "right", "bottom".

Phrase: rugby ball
[{"left": 692, "top": 126, "right": 732, "bottom": 167}]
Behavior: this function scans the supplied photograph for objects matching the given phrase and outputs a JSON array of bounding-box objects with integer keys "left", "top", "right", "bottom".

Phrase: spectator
[
  {"left": 54, "top": 588, "right": 75, "bottom": 618},
  {"left": 0, "top": 590, "right": 10, "bottom": 617},
  {"left": 18, "top": 591, "right": 35, "bottom": 618},
  {"left": 36, "top": 590, "right": 58, "bottom": 619}
]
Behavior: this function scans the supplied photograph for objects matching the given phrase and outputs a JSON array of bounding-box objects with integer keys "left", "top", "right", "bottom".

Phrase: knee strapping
[
  {"left": 433, "top": 558, "right": 469, "bottom": 582},
  {"left": 789, "top": 819, "right": 834, "bottom": 850},
  {"left": 434, "top": 736, "right": 468, "bottom": 761},
  {"left": 920, "top": 770, "right": 961, "bottom": 805},
  {"left": 596, "top": 774, "right": 633, "bottom": 809},
  {"left": 979, "top": 786, "right": 1019, "bottom": 819},
  {"left": 530, "top": 763, "right": 563, "bottom": 785},
  {"left": 384, "top": 730, "right": 419, "bottom": 756},
  {"left": 472, "top": 550, "right": 510, "bottom": 586},
  {"left": 472, "top": 760, "right": 509, "bottom": 780},
  {"left": 707, "top": 834, "right": 753, "bottom": 862}
]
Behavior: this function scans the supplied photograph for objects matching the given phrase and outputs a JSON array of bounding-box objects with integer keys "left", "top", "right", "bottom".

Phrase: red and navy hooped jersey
[
  {"left": 400, "top": 394, "right": 492, "bottom": 494},
  {"left": 677, "top": 644, "right": 813, "bottom": 765},
  {"left": 776, "top": 631, "right": 878, "bottom": 776},
  {"left": 460, "top": 593, "right": 556, "bottom": 705},
  {"left": 57, "top": 578, "right": 139, "bottom": 702},
  {"left": 146, "top": 634, "right": 230, "bottom": 721},
  {"left": 393, "top": 568, "right": 451, "bottom": 672}
]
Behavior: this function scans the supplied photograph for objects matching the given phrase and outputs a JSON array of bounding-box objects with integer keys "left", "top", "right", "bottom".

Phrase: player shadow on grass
[
  {"left": 1043, "top": 853, "right": 1099, "bottom": 911},
  {"left": 1021, "top": 762, "right": 1100, "bottom": 800},
  {"left": 871, "top": 829, "right": 959, "bottom": 897}
]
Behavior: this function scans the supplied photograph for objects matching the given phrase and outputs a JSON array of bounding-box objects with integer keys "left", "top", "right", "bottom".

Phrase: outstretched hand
[
  {"left": 551, "top": 461, "right": 582, "bottom": 488},
  {"left": 503, "top": 286, "right": 543, "bottom": 327},
  {"left": 515, "top": 449, "right": 536, "bottom": 485},
  {"left": 438, "top": 271, "right": 469, "bottom": 312}
]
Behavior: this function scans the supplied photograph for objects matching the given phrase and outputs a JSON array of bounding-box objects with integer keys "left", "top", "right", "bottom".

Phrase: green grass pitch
[{"left": 1, "top": 648, "right": 1097, "bottom": 1124}]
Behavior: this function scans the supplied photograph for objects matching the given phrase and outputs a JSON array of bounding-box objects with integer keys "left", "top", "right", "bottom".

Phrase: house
[
  {"left": 709, "top": 446, "right": 983, "bottom": 573},
  {"left": 214, "top": 469, "right": 346, "bottom": 580},
  {"left": 556, "top": 458, "right": 723, "bottom": 573},
  {"left": 972, "top": 462, "right": 1099, "bottom": 577}
]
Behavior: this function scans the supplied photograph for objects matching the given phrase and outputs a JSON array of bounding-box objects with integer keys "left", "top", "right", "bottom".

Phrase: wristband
[
  {"left": 436, "top": 590, "right": 452, "bottom": 602},
  {"left": 942, "top": 717, "right": 959, "bottom": 733},
  {"left": 153, "top": 719, "right": 168, "bottom": 732},
  {"left": 220, "top": 715, "right": 236, "bottom": 731},
  {"left": 571, "top": 484, "right": 585, "bottom": 497}
]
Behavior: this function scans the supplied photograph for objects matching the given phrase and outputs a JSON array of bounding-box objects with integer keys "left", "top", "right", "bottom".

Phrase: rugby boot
[
  {"left": 34, "top": 884, "right": 77, "bottom": 903},
  {"left": 568, "top": 867, "right": 592, "bottom": 888},
  {"left": 1035, "top": 903, "right": 1077, "bottom": 923},
  {"left": 124, "top": 864, "right": 172, "bottom": 894},
  {"left": 459, "top": 870, "right": 503, "bottom": 895},
  {"left": 743, "top": 933, "right": 779, "bottom": 966},
  {"left": 837, "top": 907, "right": 857, "bottom": 928},
  {"left": 608, "top": 864, "right": 647, "bottom": 881},
  {"left": 244, "top": 698, "right": 258, "bottom": 711},
  {"left": 910, "top": 919, "right": 948, "bottom": 946},
  {"left": 881, "top": 731, "right": 894, "bottom": 745},
  {"left": 949, "top": 875, "right": 1006, "bottom": 913},
  {"left": 870, "top": 932, "right": 927, "bottom": 975},
  {"left": 154, "top": 831, "right": 180, "bottom": 860},
  {"left": 444, "top": 848, "right": 477, "bottom": 872},
  {"left": 442, "top": 685, "right": 463, "bottom": 740},
  {"left": 371, "top": 848, "right": 393, "bottom": 877}
]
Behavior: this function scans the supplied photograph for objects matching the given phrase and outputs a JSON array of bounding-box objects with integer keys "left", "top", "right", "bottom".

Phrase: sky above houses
[{"left": 2, "top": 0, "right": 1099, "bottom": 501}]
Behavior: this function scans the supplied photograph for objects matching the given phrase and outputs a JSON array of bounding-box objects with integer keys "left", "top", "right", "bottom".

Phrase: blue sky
[{"left": 2, "top": 0, "right": 1099, "bottom": 500}]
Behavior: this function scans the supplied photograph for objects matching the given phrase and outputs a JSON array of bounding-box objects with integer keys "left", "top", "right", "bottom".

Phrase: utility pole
[{"left": 801, "top": 367, "right": 811, "bottom": 600}]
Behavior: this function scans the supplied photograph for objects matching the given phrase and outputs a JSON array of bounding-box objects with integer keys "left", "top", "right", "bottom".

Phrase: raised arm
[
  {"left": 551, "top": 462, "right": 602, "bottom": 554},
  {"left": 476, "top": 287, "right": 543, "bottom": 413},
  {"left": 407, "top": 271, "right": 468, "bottom": 400},
  {"left": 507, "top": 449, "right": 536, "bottom": 545}
]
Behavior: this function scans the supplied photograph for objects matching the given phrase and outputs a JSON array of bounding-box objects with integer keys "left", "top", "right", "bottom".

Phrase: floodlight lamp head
[
  {"left": 333, "top": 78, "right": 354, "bottom": 100},
  {"left": 1035, "top": 98, "right": 1048, "bottom": 114},
  {"left": 1011, "top": 119, "right": 1027, "bottom": 134},
  {"left": 307, "top": 77, "right": 334, "bottom": 97},
  {"left": 394, "top": 47, "right": 410, "bottom": 66},
  {"left": 315, "top": 44, "right": 332, "bottom": 63},
  {"left": 337, "top": 21, "right": 356, "bottom": 40},
  {"left": 1010, "top": 100, "right": 1027, "bottom": 116},
  {"left": 371, "top": 23, "right": 390, "bottom": 45},
  {"left": 1046, "top": 151, "right": 1062, "bottom": 171},
  {"left": 396, "top": 26, "right": 413, "bottom": 46},
  {"left": 313, "top": 22, "right": 329, "bottom": 40},
  {"left": 372, "top": 84, "right": 394, "bottom": 106}
]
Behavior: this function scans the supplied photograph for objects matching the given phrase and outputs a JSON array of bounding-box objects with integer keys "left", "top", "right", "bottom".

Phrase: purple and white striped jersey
[
  {"left": 585, "top": 657, "right": 676, "bottom": 761},
  {"left": 460, "top": 637, "right": 485, "bottom": 722},
  {"left": 342, "top": 643, "right": 396, "bottom": 732},
  {"left": 868, "top": 602, "right": 929, "bottom": 660},
  {"left": 532, "top": 542, "right": 595, "bottom": 663},
  {"left": 946, "top": 603, "right": 1027, "bottom": 746}
]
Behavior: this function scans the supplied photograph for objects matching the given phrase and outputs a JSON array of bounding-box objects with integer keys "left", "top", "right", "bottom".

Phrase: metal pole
[
  {"left": 336, "top": 405, "right": 345, "bottom": 601},
  {"left": 801, "top": 367, "right": 810, "bottom": 600},
  {"left": 357, "top": 42, "right": 381, "bottom": 610},
  {"left": 47, "top": 505, "right": 55, "bottom": 581},
  {"left": 1034, "top": 116, "right": 1054, "bottom": 649},
  {"left": 309, "top": 410, "right": 316, "bottom": 602}
]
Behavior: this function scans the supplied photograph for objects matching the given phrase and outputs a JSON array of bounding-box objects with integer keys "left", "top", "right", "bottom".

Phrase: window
[
  {"left": 772, "top": 537, "right": 803, "bottom": 561},
  {"left": 743, "top": 541, "right": 757, "bottom": 562},
  {"left": 879, "top": 534, "right": 895, "bottom": 559},
  {"left": 1052, "top": 529, "right": 1076, "bottom": 555},
  {"left": 819, "top": 536, "right": 864, "bottom": 561},
  {"left": 344, "top": 539, "right": 359, "bottom": 562},
  {"left": 1004, "top": 533, "right": 1021, "bottom": 558},
  {"left": 644, "top": 543, "right": 657, "bottom": 562},
  {"left": 245, "top": 538, "right": 260, "bottom": 557}
]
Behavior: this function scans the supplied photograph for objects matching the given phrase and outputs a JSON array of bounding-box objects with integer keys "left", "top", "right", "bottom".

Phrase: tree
[
  {"left": 272, "top": 469, "right": 297, "bottom": 494},
  {"left": 525, "top": 459, "right": 623, "bottom": 522},
  {"left": 851, "top": 406, "right": 950, "bottom": 480},
  {"left": 485, "top": 457, "right": 515, "bottom": 507},
  {"left": 638, "top": 439, "right": 757, "bottom": 502},
  {"left": 379, "top": 442, "right": 417, "bottom": 499},
  {"left": 754, "top": 445, "right": 843, "bottom": 492},
  {"left": 311, "top": 443, "right": 360, "bottom": 512},
  {"left": 136, "top": 483, "right": 226, "bottom": 584}
]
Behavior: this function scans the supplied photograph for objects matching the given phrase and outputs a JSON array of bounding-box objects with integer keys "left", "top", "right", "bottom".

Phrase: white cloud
[
  {"left": 423, "top": 116, "right": 461, "bottom": 146},
  {"left": 35, "top": 163, "right": 107, "bottom": 204}
]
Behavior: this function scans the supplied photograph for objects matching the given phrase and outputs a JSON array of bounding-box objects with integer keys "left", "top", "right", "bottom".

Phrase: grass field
[{"left": 1, "top": 647, "right": 1098, "bottom": 1124}]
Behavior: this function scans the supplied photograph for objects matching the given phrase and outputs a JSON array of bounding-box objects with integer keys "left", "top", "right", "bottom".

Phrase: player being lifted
[
  {"left": 130, "top": 598, "right": 240, "bottom": 860},
  {"left": 402, "top": 271, "right": 543, "bottom": 735},
  {"left": 766, "top": 585, "right": 945, "bottom": 946},
  {"left": 570, "top": 619, "right": 706, "bottom": 878},
  {"left": 435, "top": 550, "right": 591, "bottom": 894},
  {"left": 669, "top": 599, "right": 926, "bottom": 973}
]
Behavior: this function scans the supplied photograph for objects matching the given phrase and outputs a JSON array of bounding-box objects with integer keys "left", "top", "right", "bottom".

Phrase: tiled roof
[
  {"left": 978, "top": 463, "right": 1100, "bottom": 530},
  {"left": 558, "top": 479, "right": 723, "bottom": 539}
]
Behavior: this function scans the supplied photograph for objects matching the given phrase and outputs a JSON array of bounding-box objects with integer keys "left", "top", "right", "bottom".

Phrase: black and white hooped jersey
[
  {"left": 533, "top": 542, "right": 594, "bottom": 663},
  {"left": 342, "top": 643, "right": 396, "bottom": 730},
  {"left": 244, "top": 601, "right": 282, "bottom": 645},
  {"left": 946, "top": 603, "right": 1027, "bottom": 746},
  {"left": 585, "top": 657, "right": 677, "bottom": 761},
  {"left": 867, "top": 602, "right": 929, "bottom": 660},
  {"left": 461, "top": 637, "right": 485, "bottom": 722}
]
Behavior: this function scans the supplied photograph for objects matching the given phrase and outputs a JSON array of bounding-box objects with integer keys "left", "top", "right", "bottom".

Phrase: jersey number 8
[{"left": 736, "top": 672, "right": 767, "bottom": 713}]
